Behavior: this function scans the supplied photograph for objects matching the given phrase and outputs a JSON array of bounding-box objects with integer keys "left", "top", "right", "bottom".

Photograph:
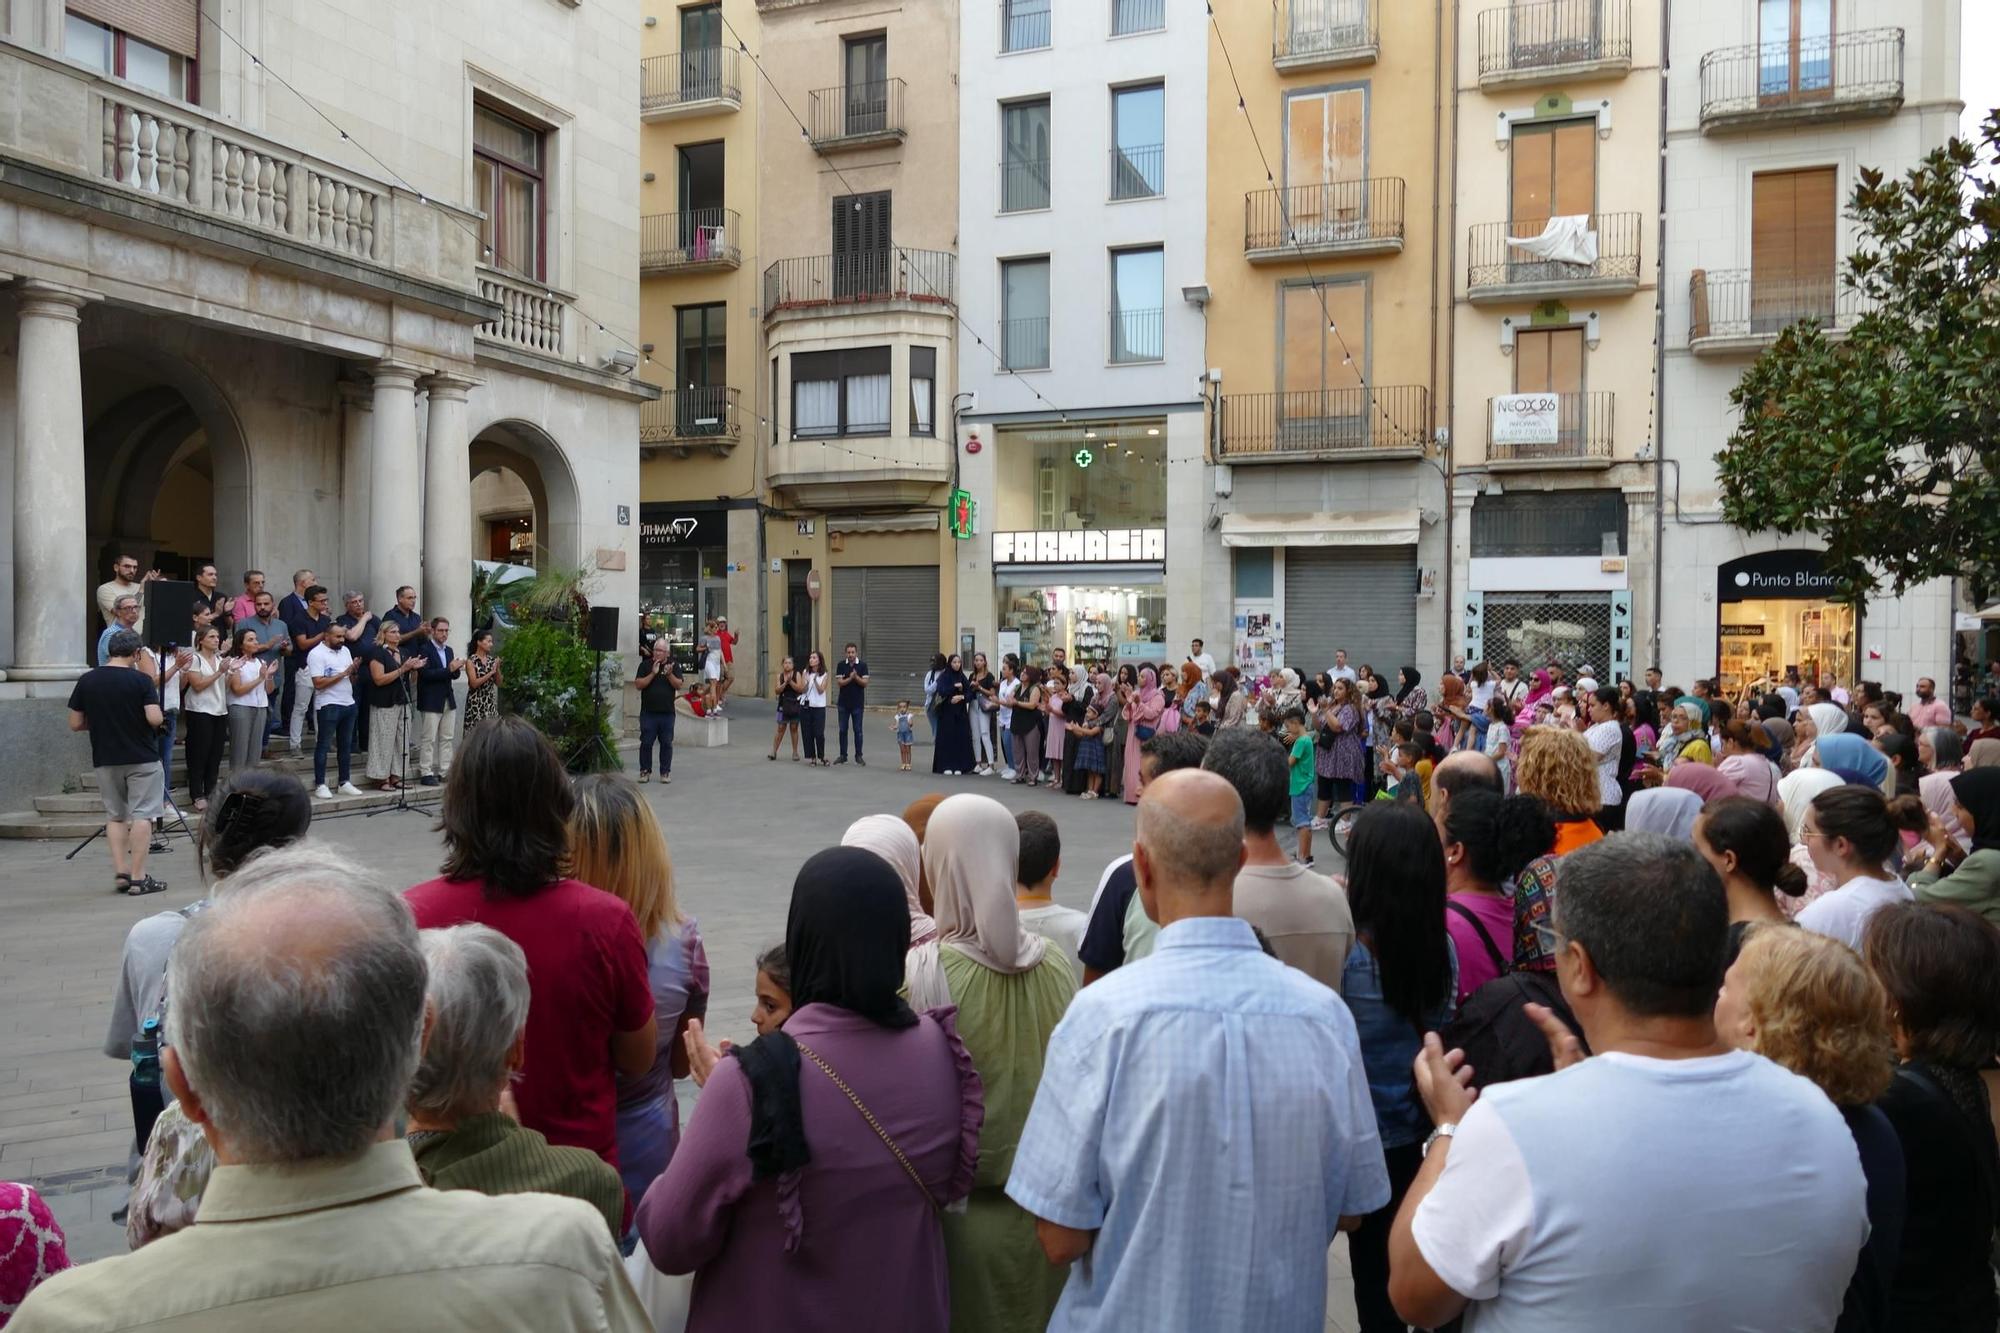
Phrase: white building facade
[
  {"left": 954, "top": 0, "right": 1210, "bottom": 671},
  {"left": 0, "top": 0, "right": 649, "bottom": 811},
  {"left": 1658, "top": 0, "right": 1962, "bottom": 693}
]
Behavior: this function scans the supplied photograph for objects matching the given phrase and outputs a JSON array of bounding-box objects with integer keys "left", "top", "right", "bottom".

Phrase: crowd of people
[{"left": 9, "top": 648, "right": 2000, "bottom": 1330}]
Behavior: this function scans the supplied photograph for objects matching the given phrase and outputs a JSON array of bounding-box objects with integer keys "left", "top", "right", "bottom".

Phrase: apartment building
[
  {"left": 758, "top": 0, "right": 960, "bottom": 702},
  {"left": 1448, "top": 0, "right": 1662, "bottom": 682},
  {"left": 955, "top": 0, "right": 1208, "bottom": 671},
  {"left": 637, "top": 0, "right": 764, "bottom": 676},
  {"left": 1658, "top": 0, "right": 1961, "bottom": 692},
  {"left": 1200, "top": 0, "right": 1453, "bottom": 680},
  {"left": 0, "top": 0, "right": 647, "bottom": 810}
]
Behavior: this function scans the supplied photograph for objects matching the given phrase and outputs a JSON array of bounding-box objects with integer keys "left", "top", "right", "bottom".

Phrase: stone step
[
  {"left": 77, "top": 752, "right": 315, "bottom": 791},
  {"left": 0, "top": 786, "right": 443, "bottom": 840}
]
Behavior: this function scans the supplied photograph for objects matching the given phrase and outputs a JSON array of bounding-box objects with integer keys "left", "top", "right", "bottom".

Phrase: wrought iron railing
[
  {"left": 1245, "top": 177, "right": 1404, "bottom": 253},
  {"left": 1110, "top": 307, "right": 1165, "bottom": 363},
  {"left": 1219, "top": 386, "right": 1430, "bottom": 458},
  {"left": 1485, "top": 391, "right": 1614, "bottom": 463},
  {"left": 999, "top": 317, "right": 1050, "bottom": 370},
  {"left": 1000, "top": 156, "right": 1052, "bottom": 212},
  {"left": 1467, "top": 212, "right": 1641, "bottom": 290},
  {"left": 808, "top": 78, "right": 906, "bottom": 145},
  {"left": 763, "top": 248, "right": 957, "bottom": 314},
  {"left": 640, "top": 48, "right": 741, "bottom": 113},
  {"left": 639, "top": 209, "right": 741, "bottom": 272},
  {"left": 1688, "top": 269, "right": 1865, "bottom": 342},
  {"left": 1273, "top": 0, "right": 1378, "bottom": 63},
  {"left": 1698, "top": 28, "right": 1903, "bottom": 123},
  {"left": 1476, "top": 0, "right": 1630, "bottom": 78},
  {"left": 641, "top": 386, "right": 741, "bottom": 445},
  {"left": 1110, "top": 144, "right": 1164, "bottom": 200},
  {"left": 1111, "top": 0, "right": 1166, "bottom": 36},
  {"left": 1002, "top": 0, "right": 1052, "bottom": 51}
]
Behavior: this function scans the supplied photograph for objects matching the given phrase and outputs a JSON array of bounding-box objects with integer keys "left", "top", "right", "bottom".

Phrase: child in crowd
[
  {"left": 1013, "top": 811, "right": 1088, "bottom": 981},
  {"left": 1194, "top": 700, "right": 1216, "bottom": 736},
  {"left": 1284, "top": 707, "right": 1315, "bottom": 867},
  {"left": 1068, "top": 701, "right": 1107, "bottom": 799},
  {"left": 752, "top": 943, "right": 793, "bottom": 1036},
  {"left": 895, "top": 701, "right": 916, "bottom": 771}
]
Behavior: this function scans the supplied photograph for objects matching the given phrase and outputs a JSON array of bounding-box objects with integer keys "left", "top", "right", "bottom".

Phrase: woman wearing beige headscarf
[
  {"left": 911, "top": 793, "right": 1076, "bottom": 1333},
  {"left": 842, "top": 814, "right": 941, "bottom": 1009}
]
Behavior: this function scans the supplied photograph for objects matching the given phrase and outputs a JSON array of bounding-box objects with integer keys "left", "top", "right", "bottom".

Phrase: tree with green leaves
[{"left": 1716, "top": 112, "right": 2000, "bottom": 603}]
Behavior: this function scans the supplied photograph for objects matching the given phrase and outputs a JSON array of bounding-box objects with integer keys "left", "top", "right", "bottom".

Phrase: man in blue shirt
[
  {"left": 96, "top": 593, "right": 142, "bottom": 667},
  {"left": 410, "top": 617, "right": 464, "bottom": 785},
  {"left": 1007, "top": 768, "right": 1389, "bottom": 1332},
  {"left": 272, "top": 569, "right": 315, "bottom": 743},
  {"left": 337, "top": 591, "right": 379, "bottom": 756},
  {"left": 383, "top": 585, "right": 424, "bottom": 641}
]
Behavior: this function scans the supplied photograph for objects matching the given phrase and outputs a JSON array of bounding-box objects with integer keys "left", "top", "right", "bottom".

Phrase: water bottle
[{"left": 129, "top": 1015, "right": 165, "bottom": 1150}]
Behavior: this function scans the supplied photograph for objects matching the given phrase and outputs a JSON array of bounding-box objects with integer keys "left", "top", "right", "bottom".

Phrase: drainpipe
[
  {"left": 1443, "top": 0, "right": 1462, "bottom": 661},
  {"left": 1650, "top": 0, "right": 1671, "bottom": 672}
]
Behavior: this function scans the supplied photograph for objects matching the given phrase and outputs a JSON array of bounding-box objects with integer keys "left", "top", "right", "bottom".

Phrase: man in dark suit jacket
[{"left": 413, "top": 617, "right": 464, "bottom": 785}]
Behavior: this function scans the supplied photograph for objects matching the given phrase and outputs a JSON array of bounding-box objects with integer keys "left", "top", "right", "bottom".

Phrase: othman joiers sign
[{"left": 1716, "top": 550, "right": 1846, "bottom": 602}]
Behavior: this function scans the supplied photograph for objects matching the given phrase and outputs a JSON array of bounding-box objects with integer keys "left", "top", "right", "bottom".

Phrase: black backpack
[{"left": 1440, "top": 901, "right": 1590, "bottom": 1090}]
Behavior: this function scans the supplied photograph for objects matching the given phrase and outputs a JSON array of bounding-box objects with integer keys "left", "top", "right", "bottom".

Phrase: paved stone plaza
[{"left": 0, "top": 731, "right": 1357, "bottom": 1328}]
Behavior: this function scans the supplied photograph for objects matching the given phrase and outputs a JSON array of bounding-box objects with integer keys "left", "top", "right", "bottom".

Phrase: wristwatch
[{"left": 1423, "top": 1123, "right": 1458, "bottom": 1158}]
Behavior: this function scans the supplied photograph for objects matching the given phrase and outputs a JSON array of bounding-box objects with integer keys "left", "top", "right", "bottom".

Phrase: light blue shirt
[{"left": 1005, "top": 915, "right": 1390, "bottom": 1333}]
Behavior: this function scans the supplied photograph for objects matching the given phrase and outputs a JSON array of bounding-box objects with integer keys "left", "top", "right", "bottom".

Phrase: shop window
[
  {"left": 910, "top": 347, "right": 936, "bottom": 436},
  {"left": 792, "top": 347, "right": 891, "bottom": 438},
  {"left": 475, "top": 103, "right": 547, "bottom": 280},
  {"left": 66, "top": 8, "right": 197, "bottom": 103},
  {"left": 1235, "top": 548, "right": 1274, "bottom": 598},
  {"left": 993, "top": 418, "right": 1168, "bottom": 531},
  {"left": 1110, "top": 246, "right": 1164, "bottom": 364}
]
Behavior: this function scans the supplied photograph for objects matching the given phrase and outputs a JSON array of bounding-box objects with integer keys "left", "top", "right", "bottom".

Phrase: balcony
[
  {"left": 476, "top": 267, "right": 572, "bottom": 359},
  {"left": 1245, "top": 178, "right": 1405, "bottom": 262},
  {"left": 1477, "top": 0, "right": 1631, "bottom": 89},
  {"left": 1688, "top": 269, "right": 1865, "bottom": 356},
  {"left": 641, "top": 49, "right": 742, "bottom": 121},
  {"left": 1110, "top": 144, "right": 1164, "bottom": 201},
  {"left": 640, "top": 210, "right": 742, "bottom": 274},
  {"left": 1219, "top": 386, "right": 1430, "bottom": 462},
  {"left": 640, "top": 387, "right": 741, "bottom": 457},
  {"left": 1698, "top": 28, "right": 1904, "bottom": 134},
  {"left": 1466, "top": 213, "right": 1641, "bottom": 303},
  {"left": 1110, "top": 308, "right": 1165, "bottom": 364},
  {"left": 769, "top": 436, "right": 950, "bottom": 510},
  {"left": 807, "top": 79, "right": 907, "bottom": 151},
  {"left": 1273, "top": 0, "right": 1379, "bottom": 72},
  {"left": 1485, "top": 391, "right": 1614, "bottom": 468},
  {"left": 763, "top": 248, "right": 956, "bottom": 321}
]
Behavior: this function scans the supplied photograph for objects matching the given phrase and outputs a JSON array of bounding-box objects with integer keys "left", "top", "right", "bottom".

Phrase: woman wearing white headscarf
[
  {"left": 912, "top": 793, "right": 1076, "bottom": 1333},
  {"left": 1790, "top": 701, "right": 1849, "bottom": 769},
  {"left": 1776, "top": 768, "right": 1844, "bottom": 920},
  {"left": 842, "top": 814, "right": 942, "bottom": 1005},
  {"left": 1625, "top": 788, "right": 1704, "bottom": 841}
]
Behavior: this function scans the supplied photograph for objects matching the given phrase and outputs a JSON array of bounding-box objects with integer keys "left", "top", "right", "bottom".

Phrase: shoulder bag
[{"left": 795, "top": 1039, "right": 942, "bottom": 1213}]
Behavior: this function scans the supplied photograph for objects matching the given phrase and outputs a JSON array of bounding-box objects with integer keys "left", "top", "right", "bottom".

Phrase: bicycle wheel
[{"left": 1327, "top": 803, "right": 1365, "bottom": 860}]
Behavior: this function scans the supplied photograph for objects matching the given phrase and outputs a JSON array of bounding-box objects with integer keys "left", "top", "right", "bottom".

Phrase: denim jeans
[
  {"left": 838, "top": 703, "right": 864, "bottom": 759},
  {"left": 312, "top": 702, "right": 357, "bottom": 787},
  {"left": 999, "top": 727, "right": 1015, "bottom": 770},
  {"left": 639, "top": 710, "right": 675, "bottom": 775}
]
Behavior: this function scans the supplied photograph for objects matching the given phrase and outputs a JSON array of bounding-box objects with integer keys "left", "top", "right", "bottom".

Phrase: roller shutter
[
  {"left": 68, "top": 0, "right": 199, "bottom": 57},
  {"left": 1283, "top": 546, "right": 1417, "bottom": 678},
  {"left": 830, "top": 566, "right": 939, "bottom": 704}
]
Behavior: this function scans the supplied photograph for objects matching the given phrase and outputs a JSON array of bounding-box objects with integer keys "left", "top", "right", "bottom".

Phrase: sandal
[
  {"left": 129, "top": 875, "right": 169, "bottom": 896},
  {"left": 114, "top": 873, "right": 132, "bottom": 894},
  {"left": 767, "top": 752, "right": 777, "bottom": 761}
]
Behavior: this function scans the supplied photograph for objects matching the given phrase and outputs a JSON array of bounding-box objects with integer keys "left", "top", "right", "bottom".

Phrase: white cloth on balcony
[{"left": 1504, "top": 215, "right": 1599, "bottom": 266}]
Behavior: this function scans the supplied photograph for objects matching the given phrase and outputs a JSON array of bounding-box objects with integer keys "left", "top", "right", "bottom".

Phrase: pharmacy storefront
[{"left": 1714, "top": 550, "right": 1855, "bottom": 692}]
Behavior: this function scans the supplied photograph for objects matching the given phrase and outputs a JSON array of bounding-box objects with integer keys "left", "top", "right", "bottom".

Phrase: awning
[
  {"left": 1979, "top": 604, "right": 2000, "bottom": 622},
  {"left": 1219, "top": 509, "right": 1421, "bottom": 548}
]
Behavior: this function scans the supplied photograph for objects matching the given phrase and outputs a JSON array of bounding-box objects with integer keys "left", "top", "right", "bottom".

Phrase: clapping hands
[{"left": 683, "top": 1018, "right": 732, "bottom": 1088}]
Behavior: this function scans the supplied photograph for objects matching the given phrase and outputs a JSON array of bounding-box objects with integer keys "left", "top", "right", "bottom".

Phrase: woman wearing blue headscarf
[{"left": 1812, "top": 732, "right": 1893, "bottom": 795}]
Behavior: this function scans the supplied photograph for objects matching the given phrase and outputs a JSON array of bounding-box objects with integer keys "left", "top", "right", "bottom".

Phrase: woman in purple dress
[
  {"left": 639, "top": 846, "right": 982, "bottom": 1333},
  {"left": 1316, "top": 676, "right": 1367, "bottom": 814}
]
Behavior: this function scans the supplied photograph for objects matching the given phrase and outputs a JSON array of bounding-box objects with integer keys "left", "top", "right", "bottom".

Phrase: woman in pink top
[
  {"left": 1119, "top": 668, "right": 1166, "bottom": 805},
  {"left": 1437, "top": 788, "right": 1556, "bottom": 1002}
]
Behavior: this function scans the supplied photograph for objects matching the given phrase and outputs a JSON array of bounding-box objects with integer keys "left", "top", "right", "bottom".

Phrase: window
[
  {"left": 1751, "top": 167, "right": 1837, "bottom": 330},
  {"left": 1509, "top": 119, "right": 1595, "bottom": 230},
  {"left": 676, "top": 303, "right": 728, "bottom": 436},
  {"left": 1472, "top": 491, "right": 1627, "bottom": 558},
  {"left": 831, "top": 190, "right": 893, "bottom": 299},
  {"left": 771, "top": 355, "right": 780, "bottom": 444},
  {"left": 1003, "top": 0, "right": 1051, "bottom": 52},
  {"left": 680, "top": 3, "right": 724, "bottom": 99},
  {"left": 474, "top": 104, "right": 546, "bottom": 280},
  {"left": 1111, "top": 0, "right": 1165, "bottom": 38},
  {"left": 677, "top": 141, "right": 725, "bottom": 251},
  {"left": 1110, "top": 246, "right": 1164, "bottom": 363},
  {"left": 1001, "top": 258, "right": 1051, "bottom": 370},
  {"left": 1759, "top": 0, "right": 1833, "bottom": 103},
  {"left": 910, "top": 347, "right": 937, "bottom": 436},
  {"left": 1281, "top": 280, "right": 1366, "bottom": 397},
  {"left": 844, "top": 34, "right": 889, "bottom": 136},
  {"left": 1513, "top": 326, "right": 1587, "bottom": 449},
  {"left": 792, "top": 347, "right": 891, "bottom": 438},
  {"left": 1001, "top": 100, "right": 1052, "bottom": 212},
  {"left": 65, "top": 11, "right": 196, "bottom": 103},
  {"left": 1110, "top": 84, "right": 1164, "bottom": 200}
]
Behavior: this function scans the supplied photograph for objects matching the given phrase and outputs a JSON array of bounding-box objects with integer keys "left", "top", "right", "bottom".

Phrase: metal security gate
[
  {"left": 1479, "top": 591, "right": 1612, "bottom": 675},
  {"left": 831, "top": 566, "right": 940, "bottom": 705},
  {"left": 1283, "top": 546, "right": 1418, "bottom": 678}
]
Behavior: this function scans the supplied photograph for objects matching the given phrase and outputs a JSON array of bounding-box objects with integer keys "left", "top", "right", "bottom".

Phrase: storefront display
[
  {"left": 999, "top": 584, "right": 1165, "bottom": 670},
  {"left": 1715, "top": 551, "right": 1856, "bottom": 691},
  {"left": 639, "top": 505, "right": 728, "bottom": 672}
]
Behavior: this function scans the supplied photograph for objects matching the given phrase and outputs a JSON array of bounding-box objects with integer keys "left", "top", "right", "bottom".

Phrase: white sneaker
[
  {"left": 338, "top": 782, "right": 363, "bottom": 797},
  {"left": 1310, "top": 817, "right": 1330, "bottom": 831},
  {"left": 1001, "top": 768, "right": 1016, "bottom": 781},
  {"left": 314, "top": 784, "right": 334, "bottom": 800}
]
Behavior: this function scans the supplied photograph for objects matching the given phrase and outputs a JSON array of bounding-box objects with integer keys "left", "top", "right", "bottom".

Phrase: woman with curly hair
[
  {"left": 1716, "top": 925, "right": 1903, "bottom": 1333},
  {"left": 1514, "top": 726, "right": 1604, "bottom": 858}
]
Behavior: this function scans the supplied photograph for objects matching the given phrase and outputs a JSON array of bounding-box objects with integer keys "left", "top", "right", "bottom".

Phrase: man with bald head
[
  {"left": 1430, "top": 749, "right": 1502, "bottom": 834},
  {"left": 1006, "top": 769, "right": 1390, "bottom": 1332},
  {"left": 14, "top": 844, "right": 647, "bottom": 1332}
]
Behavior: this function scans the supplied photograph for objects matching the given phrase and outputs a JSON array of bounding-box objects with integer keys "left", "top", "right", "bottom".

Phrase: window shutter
[{"left": 67, "top": 0, "right": 199, "bottom": 59}]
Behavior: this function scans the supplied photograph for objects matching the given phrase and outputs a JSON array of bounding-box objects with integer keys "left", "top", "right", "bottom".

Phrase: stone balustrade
[{"left": 476, "top": 266, "right": 571, "bottom": 358}]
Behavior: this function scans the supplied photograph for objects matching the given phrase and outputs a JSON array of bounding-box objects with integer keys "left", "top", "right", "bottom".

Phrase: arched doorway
[{"left": 468, "top": 419, "right": 583, "bottom": 574}]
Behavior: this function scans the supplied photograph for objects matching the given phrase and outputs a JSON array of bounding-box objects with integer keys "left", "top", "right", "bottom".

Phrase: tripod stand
[
  {"left": 565, "top": 648, "right": 621, "bottom": 773},
  {"left": 366, "top": 655, "right": 428, "bottom": 820}
]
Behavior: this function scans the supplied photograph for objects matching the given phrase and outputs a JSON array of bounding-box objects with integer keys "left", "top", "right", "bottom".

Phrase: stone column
[
  {"left": 12, "top": 282, "right": 97, "bottom": 679},
  {"left": 420, "top": 373, "right": 478, "bottom": 644},
  {"left": 367, "top": 361, "right": 424, "bottom": 618},
  {"left": 338, "top": 379, "right": 374, "bottom": 607}
]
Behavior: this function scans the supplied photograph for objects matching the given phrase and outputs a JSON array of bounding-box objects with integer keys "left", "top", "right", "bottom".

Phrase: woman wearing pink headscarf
[
  {"left": 1666, "top": 761, "right": 1738, "bottom": 804},
  {"left": 1120, "top": 668, "right": 1166, "bottom": 805}
]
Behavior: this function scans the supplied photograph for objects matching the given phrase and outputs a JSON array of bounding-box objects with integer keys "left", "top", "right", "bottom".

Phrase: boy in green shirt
[{"left": 1283, "top": 706, "right": 1315, "bottom": 867}]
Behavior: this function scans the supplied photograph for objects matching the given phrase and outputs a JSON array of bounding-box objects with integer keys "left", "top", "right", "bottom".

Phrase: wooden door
[
  {"left": 1514, "top": 327, "right": 1585, "bottom": 455},
  {"left": 1285, "top": 89, "right": 1366, "bottom": 232}
]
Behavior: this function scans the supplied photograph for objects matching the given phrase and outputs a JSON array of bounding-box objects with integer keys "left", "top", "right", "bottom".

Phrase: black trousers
[
  {"left": 803, "top": 706, "right": 827, "bottom": 761},
  {"left": 1350, "top": 1140, "right": 1425, "bottom": 1333}
]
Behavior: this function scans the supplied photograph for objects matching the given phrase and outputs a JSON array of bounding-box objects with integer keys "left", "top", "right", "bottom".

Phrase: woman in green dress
[{"left": 915, "top": 793, "right": 1078, "bottom": 1332}]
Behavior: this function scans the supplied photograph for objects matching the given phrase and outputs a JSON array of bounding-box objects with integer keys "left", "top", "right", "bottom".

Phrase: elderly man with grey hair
[
  {"left": 12, "top": 844, "right": 648, "bottom": 1333},
  {"left": 1005, "top": 769, "right": 1389, "bottom": 1332},
  {"left": 406, "top": 924, "right": 625, "bottom": 1237}
]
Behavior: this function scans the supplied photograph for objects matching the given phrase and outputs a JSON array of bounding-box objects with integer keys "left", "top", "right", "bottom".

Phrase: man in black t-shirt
[
  {"left": 67, "top": 629, "right": 167, "bottom": 895},
  {"left": 835, "top": 642, "right": 869, "bottom": 766},
  {"left": 636, "top": 638, "right": 683, "bottom": 784}
]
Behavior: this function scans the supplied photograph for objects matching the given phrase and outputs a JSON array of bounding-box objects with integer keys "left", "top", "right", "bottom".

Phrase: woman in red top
[{"left": 406, "top": 717, "right": 657, "bottom": 1171}]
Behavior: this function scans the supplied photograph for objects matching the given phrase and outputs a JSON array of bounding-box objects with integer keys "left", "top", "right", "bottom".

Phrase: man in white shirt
[
  {"left": 1494, "top": 659, "right": 1528, "bottom": 708},
  {"left": 306, "top": 621, "right": 364, "bottom": 799},
  {"left": 1187, "top": 638, "right": 1217, "bottom": 679},
  {"left": 95, "top": 552, "right": 158, "bottom": 629},
  {"left": 1388, "top": 833, "right": 1869, "bottom": 1332},
  {"left": 1329, "top": 649, "right": 1358, "bottom": 685},
  {"left": 1015, "top": 811, "right": 1089, "bottom": 982}
]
